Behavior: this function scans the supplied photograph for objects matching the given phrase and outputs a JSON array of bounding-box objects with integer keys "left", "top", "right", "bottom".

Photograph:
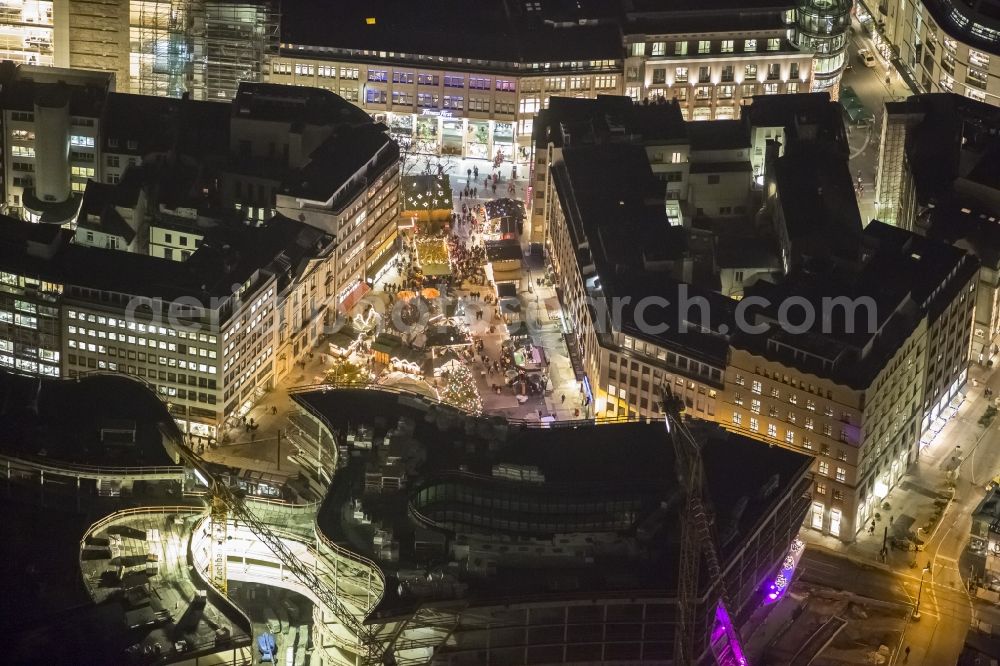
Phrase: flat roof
[
  {"left": 280, "top": 0, "right": 623, "bottom": 64},
  {"left": 281, "top": 124, "right": 398, "bottom": 204},
  {"left": 102, "top": 92, "right": 231, "bottom": 158},
  {"left": 534, "top": 95, "right": 687, "bottom": 149},
  {"left": 732, "top": 222, "right": 979, "bottom": 389},
  {"left": 552, "top": 142, "right": 732, "bottom": 366},
  {"left": 0, "top": 213, "right": 326, "bottom": 306},
  {"left": 0, "top": 371, "right": 178, "bottom": 468}
]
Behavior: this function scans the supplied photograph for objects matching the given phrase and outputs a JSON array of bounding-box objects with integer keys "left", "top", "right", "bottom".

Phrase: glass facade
[
  {"left": 792, "top": 0, "right": 852, "bottom": 93},
  {"left": 411, "top": 479, "right": 649, "bottom": 535}
]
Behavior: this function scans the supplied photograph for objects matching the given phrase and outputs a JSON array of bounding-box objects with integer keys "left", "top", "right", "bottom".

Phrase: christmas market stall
[
  {"left": 485, "top": 239, "right": 522, "bottom": 292},
  {"left": 327, "top": 323, "right": 361, "bottom": 358},
  {"left": 401, "top": 174, "right": 453, "bottom": 225},
  {"left": 416, "top": 237, "right": 452, "bottom": 277},
  {"left": 372, "top": 333, "right": 404, "bottom": 366},
  {"left": 483, "top": 198, "right": 525, "bottom": 240}
]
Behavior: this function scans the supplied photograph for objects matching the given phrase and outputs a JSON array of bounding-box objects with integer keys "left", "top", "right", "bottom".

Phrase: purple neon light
[
  {"left": 763, "top": 537, "right": 804, "bottom": 605},
  {"left": 711, "top": 601, "right": 749, "bottom": 666}
]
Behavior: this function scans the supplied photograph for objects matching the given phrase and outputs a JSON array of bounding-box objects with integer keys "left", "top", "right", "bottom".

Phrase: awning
[
  {"left": 492, "top": 267, "right": 522, "bottom": 284},
  {"left": 339, "top": 281, "right": 371, "bottom": 313}
]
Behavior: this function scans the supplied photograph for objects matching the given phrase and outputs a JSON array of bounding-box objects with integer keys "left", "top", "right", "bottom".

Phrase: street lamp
[{"left": 913, "top": 563, "right": 932, "bottom": 620}]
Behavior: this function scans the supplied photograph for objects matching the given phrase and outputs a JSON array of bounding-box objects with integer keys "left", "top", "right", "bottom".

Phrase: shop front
[
  {"left": 492, "top": 122, "right": 514, "bottom": 162},
  {"left": 441, "top": 118, "right": 463, "bottom": 156},
  {"left": 415, "top": 113, "right": 440, "bottom": 154},
  {"left": 466, "top": 120, "right": 491, "bottom": 159}
]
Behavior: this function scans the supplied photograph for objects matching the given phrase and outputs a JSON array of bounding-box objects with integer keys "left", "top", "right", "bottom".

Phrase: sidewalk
[{"left": 802, "top": 360, "right": 998, "bottom": 568}]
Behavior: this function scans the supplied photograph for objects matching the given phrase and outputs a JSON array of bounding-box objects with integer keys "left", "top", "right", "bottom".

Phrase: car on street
[{"left": 859, "top": 49, "right": 877, "bottom": 68}]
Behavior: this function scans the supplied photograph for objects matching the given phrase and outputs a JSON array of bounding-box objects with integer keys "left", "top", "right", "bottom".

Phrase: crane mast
[{"left": 662, "top": 389, "right": 743, "bottom": 666}]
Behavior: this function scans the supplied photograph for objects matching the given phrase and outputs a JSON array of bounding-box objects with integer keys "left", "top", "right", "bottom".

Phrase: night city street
[{"left": 5, "top": 1, "right": 1000, "bottom": 665}]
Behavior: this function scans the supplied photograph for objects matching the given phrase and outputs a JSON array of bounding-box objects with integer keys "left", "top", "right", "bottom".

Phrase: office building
[
  {"left": 622, "top": 0, "right": 815, "bottom": 119},
  {"left": 724, "top": 222, "right": 977, "bottom": 540},
  {"left": 875, "top": 93, "right": 1000, "bottom": 361},
  {"left": 858, "top": 0, "right": 1000, "bottom": 108},
  {"left": 544, "top": 92, "right": 979, "bottom": 541},
  {"left": 0, "top": 210, "right": 342, "bottom": 437},
  {"left": 269, "top": 0, "right": 624, "bottom": 166}
]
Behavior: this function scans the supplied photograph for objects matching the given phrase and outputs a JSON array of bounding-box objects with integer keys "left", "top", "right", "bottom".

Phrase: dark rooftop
[
  {"left": 552, "top": 141, "right": 733, "bottom": 366},
  {"left": 280, "top": 0, "right": 623, "bottom": 66},
  {"left": 773, "top": 143, "right": 862, "bottom": 253},
  {"left": 534, "top": 94, "right": 687, "bottom": 149},
  {"left": 0, "top": 212, "right": 323, "bottom": 307},
  {"left": 0, "top": 371, "right": 178, "bottom": 468},
  {"left": 687, "top": 119, "right": 750, "bottom": 151},
  {"left": 102, "top": 92, "right": 231, "bottom": 158},
  {"left": 78, "top": 181, "right": 137, "bottom": 245},
  {"left": 0, "top": 65, "right": 112, "bottom": 118},
  {"left": 280, "top": 123, "right": 398, "bottom": 204},
  {"left": 297, "top": 387, "right": 812, "bottom": 613},
  {"left": 743, "top": 93, "right": 849, "bottom": 154},
  {"left": 233, "top": 82, "right": 373, "bottom": 127},
  {"left": 733, "top": 222, "right": 979, "bottom": 389}
]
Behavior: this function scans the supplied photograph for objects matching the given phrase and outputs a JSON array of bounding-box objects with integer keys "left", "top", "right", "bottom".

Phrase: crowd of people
[{"left": 447, "top": 234, "right": 487, "bottom": 285}]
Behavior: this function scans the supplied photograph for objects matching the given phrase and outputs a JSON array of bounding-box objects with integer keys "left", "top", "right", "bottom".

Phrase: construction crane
[
  {"left": 661, "top": 389, "right": 745, "bottom": 666},
  {"left": 182, "top": 447, "right": 384, "bottom": 663}
]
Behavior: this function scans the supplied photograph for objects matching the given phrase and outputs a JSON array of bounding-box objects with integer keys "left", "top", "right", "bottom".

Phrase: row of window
[
  {"left": 734, "top": 370, "right": 836, "bottom": 401},
  {"left": 653, "top": 62, "right": 799, "bottom": 84},
  {"left": 66, "top": 310, "right": 218, "bottom": 345},
  {"left": 634, "top": 38, "right": 782, "bottom": 58},
  {"left": 0, "top": 354, "right": 58, "bottom": 375},
  {"left": 731, "top": 412, "right": 849, "bottom": 481}
]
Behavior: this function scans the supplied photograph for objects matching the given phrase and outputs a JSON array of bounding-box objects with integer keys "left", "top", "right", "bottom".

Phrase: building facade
[
  {"left": 859, "top": 0, "right": 1000, "bottom": 108},
  {"left": 52, "top": 0, "right": 278, "bottom": 100},
  {"left": 0, "top": 211, "right": 347, "bottom": 438}
]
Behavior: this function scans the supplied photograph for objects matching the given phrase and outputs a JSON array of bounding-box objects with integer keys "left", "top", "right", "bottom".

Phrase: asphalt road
[
  {"left": 798, "top": 372, "right": 1000, "bottom": 664},
  {"left": 799, "top": 547, "right": 909, "bottom": 605}
]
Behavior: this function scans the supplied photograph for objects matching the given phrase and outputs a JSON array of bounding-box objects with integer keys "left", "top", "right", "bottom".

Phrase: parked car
[{"left": 859, "top": 49, "right": 877, "bottom": 68}]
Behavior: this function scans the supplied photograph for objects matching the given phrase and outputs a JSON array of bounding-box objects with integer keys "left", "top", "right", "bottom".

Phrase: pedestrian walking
[
  {"left": 561, "top": 394, "right": 566, "bottom": 404},
  {"left": 904, "top": 646, "right": 910, "bottom": 662}
]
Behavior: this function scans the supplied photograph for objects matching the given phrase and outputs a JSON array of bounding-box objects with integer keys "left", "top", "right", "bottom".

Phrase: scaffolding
[{"left": 129, "top": 0, "right": 278, "bottom": 100}]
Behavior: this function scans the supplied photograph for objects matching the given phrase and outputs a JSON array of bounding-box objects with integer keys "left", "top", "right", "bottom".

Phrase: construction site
[
  {"left": 128, "top": 0, "right": 278, "bottom": 99},
  {"left": 2, "top": 374, "right": 812, "bottom": 665}
]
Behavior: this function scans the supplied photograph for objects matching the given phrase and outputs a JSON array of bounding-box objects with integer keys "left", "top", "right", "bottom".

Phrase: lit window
[
  {"left": 836, "top": 467, "right": 847, "bottom": 482},
  {"left": 818, "top": 461, "right": 829, "bottom": 476},
  {"left": 767, "top": 423, "right": 777, "bottom": 438},
  {"left": 752, "top": 380, "right": 762, "bottom": 394},
  {"left": 751, "top": 399, "right": 761, "bottom": 414},
  {"left": 732, "top": 412, "right": 743, "bottom": 425}
]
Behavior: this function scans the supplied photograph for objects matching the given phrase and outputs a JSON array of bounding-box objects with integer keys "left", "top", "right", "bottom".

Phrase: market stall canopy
[
  {"left": 421, "top": 287, "right": 441, "bottom": 299},
  {"left": 492, "top": 266, "right": 522, "bottom": 284},
  {"left": 425, "top": 325, "right": 471, "bottom": 348},
  {"left": 372, "top": 333, "right": 404, "bottom": 356},
  {"left": 499, "top": 297, "right": 522, "bottom": 315},
  {"left": 484, "top": 198, "right": 526, "bottom": 222},
  {"left": 396, "top": 290, "right": 416, "bottom": 301},
  {"left": 327, "top": 324, "right": 360, "bottom": 352}
]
